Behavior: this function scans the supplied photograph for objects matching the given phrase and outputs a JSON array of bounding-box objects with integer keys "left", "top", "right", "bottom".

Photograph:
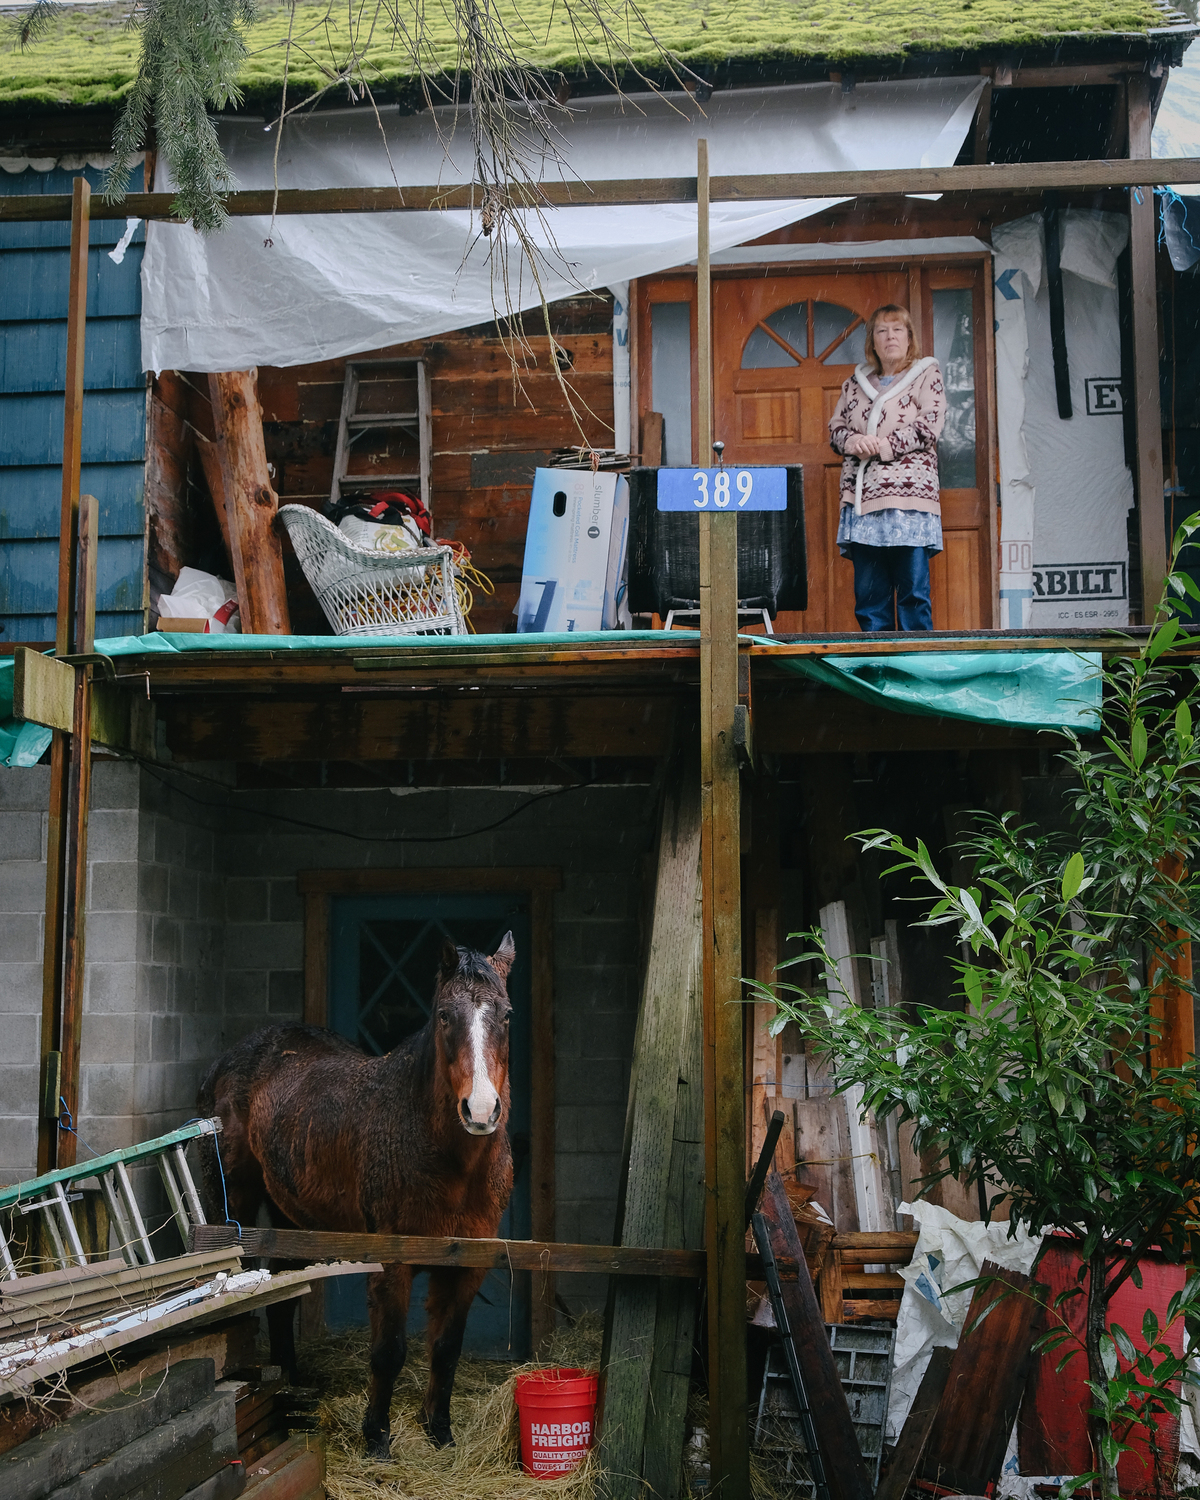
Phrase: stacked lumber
[
  {"left": 226, "top": 1372, "right": 318, "bottom": 1468},
  {"left": 239, "top": 1434, "right": 326, "bottom": 1500},
  {"left": 0, "top": 1251, "right": 242, "bottom": 1342}
]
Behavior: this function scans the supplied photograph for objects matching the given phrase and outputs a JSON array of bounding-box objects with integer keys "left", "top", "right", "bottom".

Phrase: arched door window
[{"left": 741, "top": 300, "right": 867, "bottom": 369}]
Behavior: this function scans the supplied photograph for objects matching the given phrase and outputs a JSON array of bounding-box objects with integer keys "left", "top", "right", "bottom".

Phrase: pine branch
[
  {"left": 105, "top": 0, "right": 257, "bottom": 231},
  {"left": 12, "top": 0, "right": 61, "bottom": 49}
]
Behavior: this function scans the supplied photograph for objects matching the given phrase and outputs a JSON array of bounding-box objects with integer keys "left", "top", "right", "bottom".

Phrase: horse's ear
[
  {"left": 439, "top": 939, "right": 460, "bottom": 981},
  {"left": 490, "top": 931, "right": 516, "bottom": 980}
]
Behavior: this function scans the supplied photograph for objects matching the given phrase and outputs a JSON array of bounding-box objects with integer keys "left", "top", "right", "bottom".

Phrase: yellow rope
[{"left": 440, "top": 540, "right": 495, "bottom": 633}]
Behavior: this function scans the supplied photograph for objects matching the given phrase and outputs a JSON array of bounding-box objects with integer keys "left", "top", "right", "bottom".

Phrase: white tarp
[
  {"left": 888, "top": 1200, "right": 1043, "bottom": 1443},
  {"left": 140, "top": 78, "right": 983, "bottom": 372},
  {"left": 993, "top": 210, "right": 1133, "bottom": 630}
]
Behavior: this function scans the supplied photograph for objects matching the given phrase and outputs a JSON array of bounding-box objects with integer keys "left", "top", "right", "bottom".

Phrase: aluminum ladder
[{"left": 0, "top": 1118, "right": 222, "bottom": 1277}]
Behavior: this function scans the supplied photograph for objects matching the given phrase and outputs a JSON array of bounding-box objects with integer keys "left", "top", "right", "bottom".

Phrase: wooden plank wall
[{"left": 145, "top": 297, "right": 616, "bottom": 637}]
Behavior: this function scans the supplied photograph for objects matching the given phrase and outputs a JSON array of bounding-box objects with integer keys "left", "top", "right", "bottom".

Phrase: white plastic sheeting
[
  {"left": 993, "top": 210, "right": 1133, "bottom": 630},
  {"left": 887, "top": 1200, "right": 1042, "bottom": 1443},
  {"left": 140, "top": 78, "right": 983, "bottom": 373}
]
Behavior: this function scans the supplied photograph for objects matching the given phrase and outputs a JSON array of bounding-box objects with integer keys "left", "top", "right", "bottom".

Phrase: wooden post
[
  {"left": 1128, "top": 75, "right": 1167, "bottom": 621},
  {"left": 529, "top": 886, "right": 557, "bottom": 1354},
  {"left": 598, "top": 764, "right": 703, "bottom": 1500},
  {"left": 208, "top": 370, "right": 291, "bottom": 634},
  {"left": 697, "top": 137, "right": 750, "bottom": 1500},
  {"left": 38, "top": 177, "right": 90, "bottom": 1175},
  {"left": 57, "top": 494, "right": 99, "bottom": 1171}
]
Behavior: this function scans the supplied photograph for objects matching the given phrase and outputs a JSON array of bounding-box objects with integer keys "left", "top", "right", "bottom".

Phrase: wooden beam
[
  {"left": 196, "top": 1226, "right": 711, "bottom": 1276},
  {"left": 56, "top": 181, "right": 89, "bottom": 661},
  {"left": 529, "top": 887, "right": 557, "bottom": 1354},
  {"left": 207, "top": 370, "right": 291, "bottom": 635},
  {"left": 39, "top": 179, "right": 90, "bottom": 1177},
  {"left": 297, "top": 866, "right": 563, "bottom": 894},
  {"left": 192, "top": 431, "right": 234, "bottom": 566},
  {"left": 14, "top": 651, "right": 74, "bottom": 736},
  {"left": 642, "top": 890, "right": 706, "bottom": 1500},
  {"left": 58, "top": 494, "right": 99, "bottom": 1170},
  {"left": 1128, "top": 76, "right": 1168, "bottom": 621},
  {"left": 874, "top": 1346, "right": 955, "bottom": 1500},
  {"left": 697, "top": 136, "right": 750, "bottom": 1500},
  {"left": 12, "top": 649, "right": 152, "bottom": 755},
  {"left": 598, "top": 763, "right": 702, "bottom": 1498},
  {"left": 302, "top": 891, "right": 329, "bottom": 1028},
  {"left": 159, "top": 694, "right": 679, "bottom": 762},
  {"left": 7, "top": 159, "right": 1200, "bottom": 224},
  {"left": 973, "top": 81, "right": 993, "bottom": 164}
]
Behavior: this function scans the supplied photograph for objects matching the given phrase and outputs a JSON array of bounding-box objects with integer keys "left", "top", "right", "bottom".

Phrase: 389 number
[{"left": 691, "top": 470, "right": 756, "bottom": 509}]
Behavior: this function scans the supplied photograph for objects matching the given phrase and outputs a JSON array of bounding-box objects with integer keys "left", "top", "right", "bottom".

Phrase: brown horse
[{"left": 197, "top": 934, "right": 515, "bottom": 1458}]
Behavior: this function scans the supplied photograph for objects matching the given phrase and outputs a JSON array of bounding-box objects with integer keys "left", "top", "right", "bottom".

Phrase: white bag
[
  {"left": 157, "top": 566, "right": 241, "bottom": 633},
  {"left": 338, "top": 513, "right": 424, "bottom": 553}
]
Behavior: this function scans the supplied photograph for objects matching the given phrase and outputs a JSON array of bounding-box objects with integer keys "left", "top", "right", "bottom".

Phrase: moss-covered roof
[{"left": 0, "top": 0, "right": 1186, "bottom": 112}]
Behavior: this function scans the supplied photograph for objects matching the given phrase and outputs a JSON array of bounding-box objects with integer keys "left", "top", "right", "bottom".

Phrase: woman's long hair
[{"left": 863, "top": 304, "right": 921, "bottom": 376}]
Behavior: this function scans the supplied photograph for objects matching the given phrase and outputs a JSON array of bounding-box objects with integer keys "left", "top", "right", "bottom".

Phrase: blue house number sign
[{"left": 656, "top": 466, "right": 787, "bottom": 511}]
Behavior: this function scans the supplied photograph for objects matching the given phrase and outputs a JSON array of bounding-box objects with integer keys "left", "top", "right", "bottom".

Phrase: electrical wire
[{"left": 138, "top": 761, "right": 597, "bottom": 844}]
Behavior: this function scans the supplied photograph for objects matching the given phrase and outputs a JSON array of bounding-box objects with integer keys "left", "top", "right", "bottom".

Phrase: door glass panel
[
  {"left": 812, "top": 301, "right": 856, "bottom": 358},
  {"left": 821, "top": 319, "right": 867, "bottom": 367},
  {"left": 933, "top": 287, "right": 977, "bottom": 487},
  {"left": 742, "top": 302, "right": 807, "bottom": 368},
  {"left": 651, "top": 302, "right": 693, "bottom": 464}
]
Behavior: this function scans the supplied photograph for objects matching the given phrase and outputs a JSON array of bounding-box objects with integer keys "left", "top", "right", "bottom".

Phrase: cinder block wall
[
  {"left": 0, "top": 761, "right": 227, "bottom": 1186},
  {"left": 0, "top": 764, "right": 52, "bottom": 1185}
]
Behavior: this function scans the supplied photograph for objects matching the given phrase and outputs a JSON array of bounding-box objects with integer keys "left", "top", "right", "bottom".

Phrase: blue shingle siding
[{"left": 0, "top": 163, "right": 147, "bottom": 644}]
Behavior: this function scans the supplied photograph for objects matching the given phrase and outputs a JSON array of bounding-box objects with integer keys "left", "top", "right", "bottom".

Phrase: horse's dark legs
[
  {"left": 420, "top": 1267, "right": 486, "bottom": 1448},
  {"left": 364, "top": 1264, "right": 414, "bottom": 1460}
]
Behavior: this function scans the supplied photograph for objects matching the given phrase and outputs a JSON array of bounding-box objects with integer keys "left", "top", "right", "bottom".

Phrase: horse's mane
[{"left": 449, "top": 946, "right": 507, "bottom": 993}]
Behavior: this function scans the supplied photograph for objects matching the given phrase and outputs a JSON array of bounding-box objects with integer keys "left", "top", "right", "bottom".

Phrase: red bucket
[{"left": 515, "top": 1368, "right": 598, "bottom": 1478}]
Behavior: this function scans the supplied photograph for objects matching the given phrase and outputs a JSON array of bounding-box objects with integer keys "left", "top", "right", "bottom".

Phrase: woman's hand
[{"left": 844, "top": 434, "right": 884, "bottom": 457}]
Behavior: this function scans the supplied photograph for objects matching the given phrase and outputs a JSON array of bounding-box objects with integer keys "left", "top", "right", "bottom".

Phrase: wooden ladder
[
  {"left": 330, "top": 357, "right": 431, "bottom": 509},
  {"left": 0, "top": 1118, "right": 222, "bottom": 1275}
]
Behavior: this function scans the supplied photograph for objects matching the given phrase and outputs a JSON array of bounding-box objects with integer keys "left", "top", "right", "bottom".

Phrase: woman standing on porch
[{"left": 828, "top": 305, "right": 946, "bottom": 632}]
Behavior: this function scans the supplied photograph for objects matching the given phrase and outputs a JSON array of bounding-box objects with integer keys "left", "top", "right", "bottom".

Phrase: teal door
[{"left": 324, "top": 893, "right": 532, "bottom": 1359}]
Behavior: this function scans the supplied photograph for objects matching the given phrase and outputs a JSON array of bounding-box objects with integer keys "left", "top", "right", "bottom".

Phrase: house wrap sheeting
[
  {"left": 993, "top": 210, "right": 1134, "bottom": 631},
  {"left": 139, "top": 78, "right": 983, "bottom": 373}
]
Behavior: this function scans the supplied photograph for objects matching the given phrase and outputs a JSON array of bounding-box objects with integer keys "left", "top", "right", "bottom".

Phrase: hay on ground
[
  {"left": 304, "top": 1314, "right": 604, "bottom": 1500},
  {"left": 302, "top": 1313, "right": 787, "bottom": 1500}
]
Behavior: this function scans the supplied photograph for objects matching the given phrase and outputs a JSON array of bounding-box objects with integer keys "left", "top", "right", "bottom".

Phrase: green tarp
[
  {"left": 767, "top": 648, "right": 1103, "bottom": 732},
  {"left": 0, "top": 633, "right": 1102, "bottom": 767}
]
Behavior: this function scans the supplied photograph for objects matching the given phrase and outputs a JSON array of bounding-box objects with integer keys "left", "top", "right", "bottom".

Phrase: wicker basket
[{"left": 278, "top": 505, "right": 466, "bottom": 637}]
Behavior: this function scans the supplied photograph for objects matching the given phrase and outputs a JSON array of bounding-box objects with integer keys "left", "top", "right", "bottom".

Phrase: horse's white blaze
[{"left": 464, "top": 1004, "right": 500, "bottom": 1130}]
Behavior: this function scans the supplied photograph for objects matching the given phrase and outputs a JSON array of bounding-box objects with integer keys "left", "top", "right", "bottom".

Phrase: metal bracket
[{"left": 56, "top": 652, "right": 118, "bottom": 682}]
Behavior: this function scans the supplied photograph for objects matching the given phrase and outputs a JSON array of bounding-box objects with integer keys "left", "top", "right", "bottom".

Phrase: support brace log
[{"left": 208, "top": 370, "right": 291, "bottom": 635}]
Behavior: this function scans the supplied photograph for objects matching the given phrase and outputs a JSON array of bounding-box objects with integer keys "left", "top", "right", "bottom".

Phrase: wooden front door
[{"left": 711, "top": 267, "right": 994, "bottom": 632}]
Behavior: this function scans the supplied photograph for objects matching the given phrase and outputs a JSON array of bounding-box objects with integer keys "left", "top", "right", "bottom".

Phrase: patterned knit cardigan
[{"left": 828, "top": 359, "right": 946, "bottom": 517}]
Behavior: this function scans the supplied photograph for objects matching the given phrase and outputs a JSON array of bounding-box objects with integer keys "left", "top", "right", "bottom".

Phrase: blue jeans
[{"left": 848, "top": 544, "right": 933, "bottom": 632}]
